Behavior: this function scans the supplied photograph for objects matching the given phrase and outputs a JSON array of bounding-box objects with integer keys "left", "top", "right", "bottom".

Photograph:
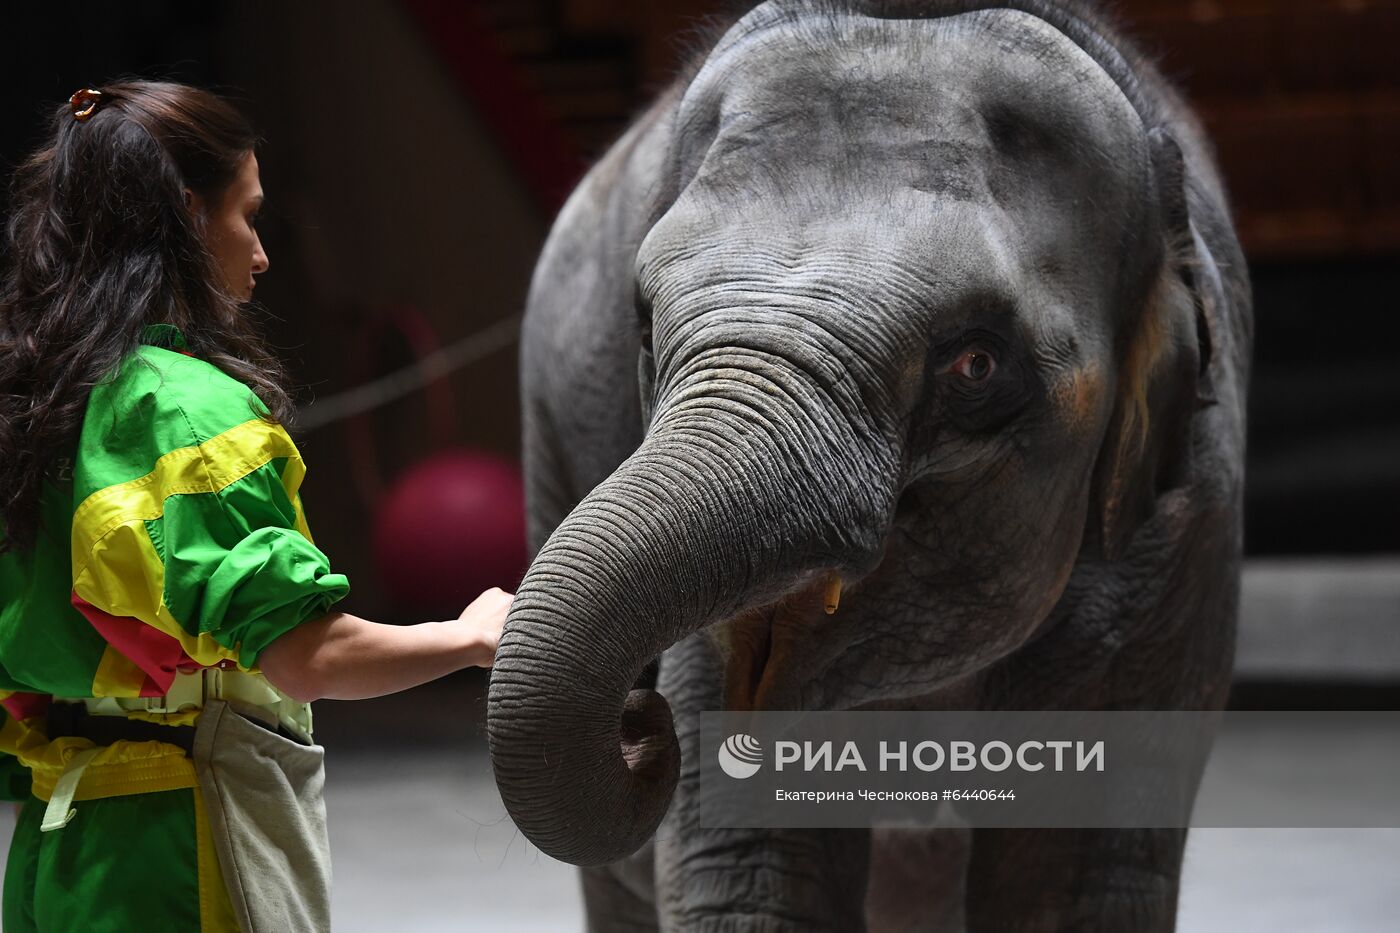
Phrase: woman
[{"left": 0, "top": 81, "right": 511, "bottom": 931}]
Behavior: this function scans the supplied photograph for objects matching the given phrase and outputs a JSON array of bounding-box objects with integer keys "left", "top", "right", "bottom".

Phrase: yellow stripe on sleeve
[
  {"left": 73, "top": 521, "right": 240, "bottom": 668},
  {"left": 280, "top": 457, "right": 314, "bottom": 543},
  {"left": 71, "top": 419, "right": 307, "bottom": 575},
  {"left": 69, "top": 418, "right": 313, "bottom": 670}
]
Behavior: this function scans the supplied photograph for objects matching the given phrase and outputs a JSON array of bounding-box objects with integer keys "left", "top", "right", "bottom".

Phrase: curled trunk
[{"left": 488, "top": 384, "right": 895, "bottom": 865}]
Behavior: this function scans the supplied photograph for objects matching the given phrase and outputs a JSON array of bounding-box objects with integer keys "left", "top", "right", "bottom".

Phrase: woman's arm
[{"left": 257, "top": 587, "right": 512, "bottom": 702}]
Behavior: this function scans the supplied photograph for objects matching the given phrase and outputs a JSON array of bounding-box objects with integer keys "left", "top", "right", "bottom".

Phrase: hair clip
[{"left": 69, "top": 88, "right": 103, "bottom": 122}]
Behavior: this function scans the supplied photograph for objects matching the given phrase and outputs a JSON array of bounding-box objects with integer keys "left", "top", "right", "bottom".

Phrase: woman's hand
[{"left": 454, "top": 587, "right": 513, "bottom": 668}]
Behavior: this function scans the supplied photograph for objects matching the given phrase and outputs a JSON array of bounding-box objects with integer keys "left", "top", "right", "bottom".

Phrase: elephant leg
[
  {"left": 964, "top": 827, "right": 1187, "bottom": 932},
  {"left": 654, "top": 826, "right": 871, "bottom": 932},
  {"left": 866, "top": 826, "right": 970, "bottom": 933},
  {"left": 653, "top": 635, "right": 872, "bottom": 931},
  {"left": 581, "top": 840, "right": 661, "bottom": 933}
]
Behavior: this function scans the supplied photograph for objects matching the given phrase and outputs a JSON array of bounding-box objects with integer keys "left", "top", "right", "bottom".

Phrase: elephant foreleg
[
  {"left": 655, "top": 826, "right": 872, "bottom": 932},
  {"left": 654, "top": 634, "right": 873, "bottom": 930},
  {"left": 581, "top": 841, "right": 661, "bottom": 933},
  {"left": 964, "top": 827, "right": 1187, "bottom": 933},
  {"left": 866, "top": 825, "right": 970, "bottom": 933}
]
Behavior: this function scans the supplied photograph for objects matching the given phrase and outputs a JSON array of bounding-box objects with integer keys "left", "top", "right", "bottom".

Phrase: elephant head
[{"left": 490, "top": 2, "right": 1221, "bottom": 867}]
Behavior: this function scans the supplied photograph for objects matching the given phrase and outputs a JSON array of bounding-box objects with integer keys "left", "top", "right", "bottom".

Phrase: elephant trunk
[{"left": 488, "top": 380, "right": 895, "bottom": 866}]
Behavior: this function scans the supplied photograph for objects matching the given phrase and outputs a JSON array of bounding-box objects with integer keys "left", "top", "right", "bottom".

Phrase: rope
[{"left": 295, "top": 313, "right": 522, "bottom": 431}]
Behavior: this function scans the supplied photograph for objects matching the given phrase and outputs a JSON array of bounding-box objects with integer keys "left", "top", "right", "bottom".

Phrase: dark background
[{"left": 3, "top": 0, "right": 1397, "bottom": 624}]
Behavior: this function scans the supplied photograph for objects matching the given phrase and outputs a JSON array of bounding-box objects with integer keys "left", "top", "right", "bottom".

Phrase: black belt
[{"left": 46, "top": 702, "right": 196, "bottom": 755}]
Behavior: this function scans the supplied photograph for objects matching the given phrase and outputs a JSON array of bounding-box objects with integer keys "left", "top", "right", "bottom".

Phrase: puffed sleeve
[
  {"left": 71, "top": 352, "right": 349, "bottom": 678},
  {"left": 155, "top": 447, "right": 351, "bottom": 669}
]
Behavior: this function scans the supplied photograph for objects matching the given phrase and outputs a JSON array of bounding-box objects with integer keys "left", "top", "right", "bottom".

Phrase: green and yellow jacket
[{"left": 0, "top": 325, "right": 348, "bottom": 799}]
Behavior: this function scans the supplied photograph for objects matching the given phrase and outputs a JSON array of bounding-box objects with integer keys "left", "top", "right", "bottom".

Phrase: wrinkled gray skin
[{"left": 491, "top": 1, "right": 1251, "bottom": 930}]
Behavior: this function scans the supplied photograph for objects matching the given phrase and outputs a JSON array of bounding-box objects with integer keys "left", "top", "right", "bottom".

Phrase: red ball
[{"left": 372, "top": 450, "right": 527, "bottom": 615}]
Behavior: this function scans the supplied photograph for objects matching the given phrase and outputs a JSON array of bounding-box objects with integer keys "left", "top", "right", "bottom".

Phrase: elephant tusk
[{"left": 824, "top": 574, "right": 842, "bottom": 615}]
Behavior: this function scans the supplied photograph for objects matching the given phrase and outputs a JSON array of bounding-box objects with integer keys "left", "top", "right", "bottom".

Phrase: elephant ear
[{"left": 1091, "top": 128, "right": 1219, "bottom": 561}]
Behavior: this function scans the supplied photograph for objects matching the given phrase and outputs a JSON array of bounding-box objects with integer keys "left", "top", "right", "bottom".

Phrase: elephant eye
[
  {"left": 929, "top": 333, "right": 1033, "bottom": 434},
  {"left": 949, "top": 348, "right": 996, "bottom": 382}
]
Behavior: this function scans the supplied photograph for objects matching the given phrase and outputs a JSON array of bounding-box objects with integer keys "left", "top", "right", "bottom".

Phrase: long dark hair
[{"left": 0, "top": 80, "right": 296, "bottom": 553}]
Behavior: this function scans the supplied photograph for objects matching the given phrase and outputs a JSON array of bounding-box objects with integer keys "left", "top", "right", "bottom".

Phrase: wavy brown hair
[{"left": 0, "top": 80, "right": 295, "bottom": 553}]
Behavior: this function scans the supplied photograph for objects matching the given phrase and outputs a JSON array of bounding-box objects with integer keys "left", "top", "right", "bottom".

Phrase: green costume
[{"left": 1, "top": 325, "right": 348, "bottom": 931}]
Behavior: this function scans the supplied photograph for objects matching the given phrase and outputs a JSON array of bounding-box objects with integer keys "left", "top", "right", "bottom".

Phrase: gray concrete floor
[
  {"left": 3, "top": 688, "right": 1396, "bottom": 930},
  {"left": 317, "top": 747, "right": 1400, "bottom": 933},
  {"left": 322, "top": 748, "right": 581, "bottom": 932}
]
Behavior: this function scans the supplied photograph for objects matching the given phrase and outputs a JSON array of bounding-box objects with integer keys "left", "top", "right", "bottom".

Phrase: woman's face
[{"left": 192, "top": 151, "right": 268, "bottom": 301}]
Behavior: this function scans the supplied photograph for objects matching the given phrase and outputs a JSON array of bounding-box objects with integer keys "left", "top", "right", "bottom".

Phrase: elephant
[{"left": 489, "top": 1, "right": 1251, "bottom": 930}]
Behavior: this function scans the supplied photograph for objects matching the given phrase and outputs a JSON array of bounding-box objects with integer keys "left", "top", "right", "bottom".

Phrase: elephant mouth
[{"left": 709, "top": 570, "right": 841, "bottom": 711}]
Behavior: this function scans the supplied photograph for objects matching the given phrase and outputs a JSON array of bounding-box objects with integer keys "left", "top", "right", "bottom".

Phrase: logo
[{"left": 718, "top": 733, "right": 764, "bottom": 779}]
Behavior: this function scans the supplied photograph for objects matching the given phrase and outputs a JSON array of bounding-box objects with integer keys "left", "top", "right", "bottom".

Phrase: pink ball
[{"left": 372, "top": 450, "right": 527, "bottom": 615}]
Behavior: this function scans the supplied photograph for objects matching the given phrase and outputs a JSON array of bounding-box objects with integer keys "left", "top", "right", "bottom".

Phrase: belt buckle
[
  {"left": 205, "top": 666, "right": 224, "bottom": 703},
  {"left": 149, "top": 669, "right": 207, "bottom": 715}
]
